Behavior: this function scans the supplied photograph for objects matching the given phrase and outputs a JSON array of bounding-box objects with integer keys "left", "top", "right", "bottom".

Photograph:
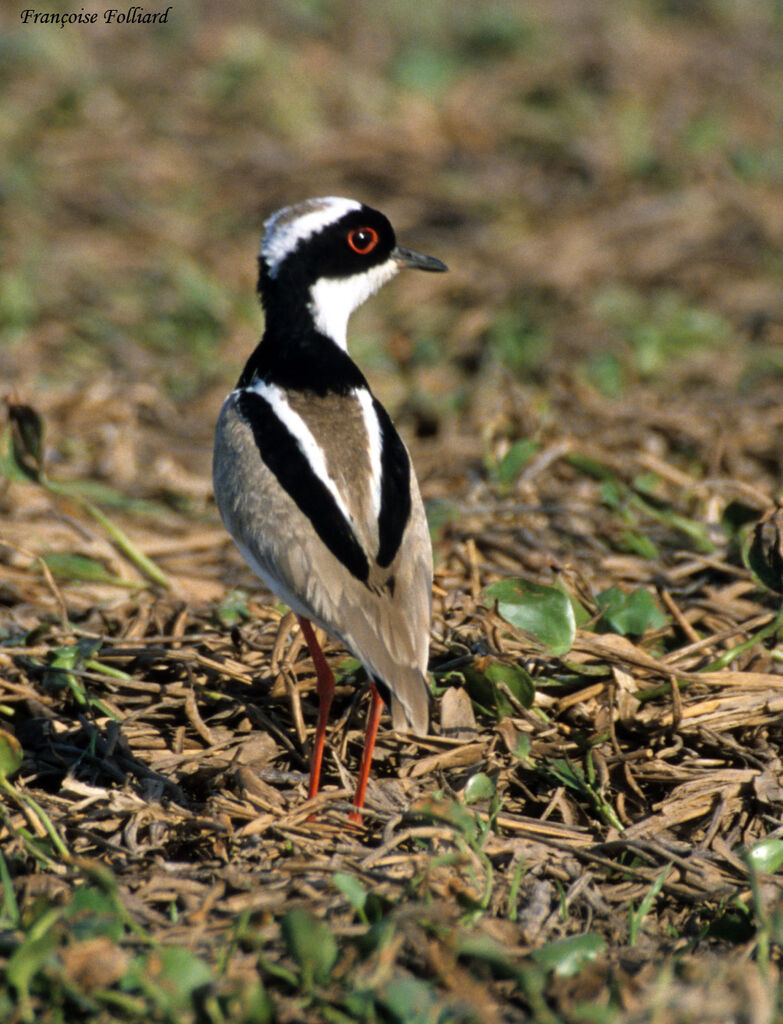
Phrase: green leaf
[
  {"left": 629, "top": 864, "right": 671, "bottom": 946},
  {"left": 375, "top": 976, "right": 440, "bottom": 1024},
  {"left": 596, "top": 586, "right": 667, "bottom": 636},
  {"left": 134, "top": 947, "right": 213, "bottom": 1013},
  {"left": 41, "top": 552, "right": 134, "bottom": 587},
  {"left": 333, "top": 872, "right": 368, "bottom": 922},
  {"left": 746, "top": 838, "right": 783, "bottom": 874},
  {"left": 532, "top": 933, "right": 606, "bottom": 977},
  {"left": 67, "top": 886, "right": 124, "bottom": 941},
  {"left": 463, "top": 772, "right": 495, "bottom": 805},
  {"left": 457, "top": 932, "right": 519, "bottom": 976},
  {"left": 483, "top": 579, "right": 576, "bottom": 656},
  {"left": 0, "top": 850, "right": 20, "bottom": 927},
  {"left": 491, "top": 438, "right": 539, "bottom": 488},
  {"left": 230, "top": 979, "right": 274, "bottom": 1024},
  {"left": 215, "top": 588, "right": 250, "bottom": 626},
  {"left": 281, "top": 907, "right": 338, "bottom": 989},
  {"left": 6, "top": 922, "right": 60, "bottom": 1016},
  {"left": 463, "top": 659, "right": 535, "bottom": 721},
  {"left": 485, "top": 661, "right": 535, "bottom": 717},
  {"left": 619, "top": 529, "right": 660, "bottom": 560},
  {"left": 0, "top": 729, "right": 23, "bottom": 781}
]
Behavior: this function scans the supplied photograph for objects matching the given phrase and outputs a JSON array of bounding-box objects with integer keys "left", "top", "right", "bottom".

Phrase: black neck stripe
[
  {"left": 237, "top": 390, "right": 370, "bottom": 584},
  {"left": 373, "top": 397, "right": 411, "bottom": 568}
]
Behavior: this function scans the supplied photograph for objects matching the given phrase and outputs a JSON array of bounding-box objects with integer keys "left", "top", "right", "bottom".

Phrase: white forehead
[{"left": 261, "top": 196, "right": 361, "bottom": 277}]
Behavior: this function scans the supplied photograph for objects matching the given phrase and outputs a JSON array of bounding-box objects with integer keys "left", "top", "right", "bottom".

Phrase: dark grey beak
[{"left": 392, "top": 245, "right": 448, "bottom": 273}]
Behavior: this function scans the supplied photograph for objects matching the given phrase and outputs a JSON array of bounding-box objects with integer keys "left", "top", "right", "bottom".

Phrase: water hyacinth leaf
[
  {"left": 746, "top": 838, "right": 783, "bottom": 874},
  {"left": 0, "top": 729, "right": 23, "bottom": 781},
  {"left": 281, "top": 907, "right": 338, "bottom": 988},
  {"left": 483, "top": 579, "right": 575, "bottom": 656},
  {"left": 8, "top": 402, "right": 45, "bottom": 482},
  {"left": 596, "top": 586, "right": 667, "bottom": 636},
  {"left": 463, "top": 771, "right": 495, "bottom": 804},
  {"left": 532, "top": 933, "right": 606, "bottom": 977}
]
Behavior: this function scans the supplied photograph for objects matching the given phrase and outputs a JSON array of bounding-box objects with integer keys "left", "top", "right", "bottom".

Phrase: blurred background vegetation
[{"left": 3, "top": 0, "right": 783, "bottom": 493}]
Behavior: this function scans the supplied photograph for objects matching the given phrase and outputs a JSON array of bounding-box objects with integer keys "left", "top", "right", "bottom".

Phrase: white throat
[{"left": 308, "top": 258, "right": 400, "bottom": 350}]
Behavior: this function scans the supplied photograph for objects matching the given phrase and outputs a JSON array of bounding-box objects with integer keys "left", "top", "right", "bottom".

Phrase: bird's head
[{"left": 258, "top": 197, "right": 447, "bottom": 349}]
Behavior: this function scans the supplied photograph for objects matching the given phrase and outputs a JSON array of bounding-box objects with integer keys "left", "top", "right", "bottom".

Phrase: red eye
[{"left": 347, "top": 227, "right": 379, "bottom": 255}]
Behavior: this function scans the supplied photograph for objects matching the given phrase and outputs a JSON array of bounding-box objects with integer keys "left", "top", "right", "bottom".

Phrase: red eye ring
[{"left": 347, "top": 227, "right": 379, "bottom": 255}]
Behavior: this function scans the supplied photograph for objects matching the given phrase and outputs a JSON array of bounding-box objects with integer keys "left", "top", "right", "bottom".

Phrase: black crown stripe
[
  {"left": 374, "top": 397, "right": 411, "bottom": 568},
  {"left": 237, "top": 390, "right": 371, "bottom": 584}
]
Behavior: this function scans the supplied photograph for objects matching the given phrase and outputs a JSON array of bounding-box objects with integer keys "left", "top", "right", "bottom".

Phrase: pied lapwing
[{"left": 213, "top": 197, "right": 447, "bottom": 819}]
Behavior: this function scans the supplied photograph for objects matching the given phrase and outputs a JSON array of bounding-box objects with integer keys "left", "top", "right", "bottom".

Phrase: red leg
[
  {"left": 297, "top": 616, "right": 335, "bottom": 800},
  {"left": 348, "top": 683, "right": 384, "bottom": 824}
]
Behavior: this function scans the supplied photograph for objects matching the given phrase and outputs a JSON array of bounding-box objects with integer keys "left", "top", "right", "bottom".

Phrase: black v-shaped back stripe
[{"left": 236, "top": 388, "right": 372, "bottom": 583}]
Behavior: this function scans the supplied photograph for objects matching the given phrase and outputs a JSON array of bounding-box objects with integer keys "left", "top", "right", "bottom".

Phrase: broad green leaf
[
  {"left": 67, "top": 885, "right": 124, "bottom": 941},
  {"left": 463, "top": 772, "right": 495, "bottom": 804},
  {"left": 281, "top": 907, "right": 338, "bottom": 988},
  {"left": 492, "top": 438, "right": 539, "bottom": 488},
  {"left": 231, "top": 979, "right": 274, "bottom": 1024},
  {"left": 0, "top": 729, "right": 23, "bottom": 781},
  {"left": 596, "top": 586, "right": 667, "bottom": 636},
  {"left": 483, "top": 579, "right": 576, "bottom": 656},
  {"left": 485, "top": 661, "right": 535, "bottom": 708},
  {"left": 140, "top": 947, "right": 213, "bottom": 1013},
  {"left": 463, "top": 659, "right": 535, "bottom": 721},
  {"left": 333, "top": 872, "right": 367, "bottom": 920},
  {"left": 532, "top": 933, "right": 606, "bottom": 977},
  {"left": 375, "top": 976, "right": 439, "bottom": 1024},
  {"left": 333, "top": 657, "right": 363, "bottom": 683},
  {"left": 747, "top": 838, "right": 783, "bottom": 874}
]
